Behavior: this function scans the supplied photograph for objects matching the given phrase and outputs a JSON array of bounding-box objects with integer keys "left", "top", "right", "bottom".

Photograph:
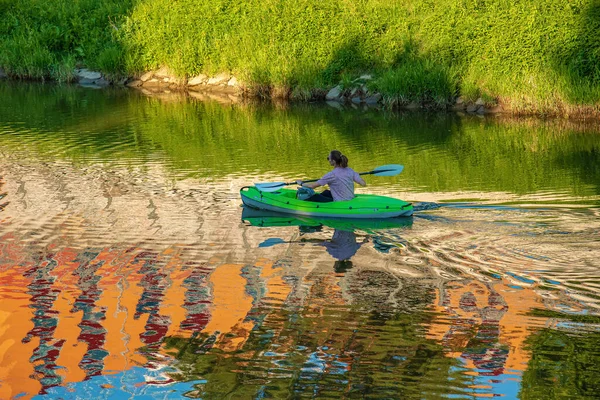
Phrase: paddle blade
[
  {"left": 254, "top": 182, "right": 287, "bottom": 192},
  {"left": 371, "top": 164, "right": 404, "bottom": 176}
]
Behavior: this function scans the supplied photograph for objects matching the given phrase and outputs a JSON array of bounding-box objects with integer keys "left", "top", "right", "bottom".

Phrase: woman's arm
[
  {"left": 296, "top": 180, "right": 321, "bottom": 189},
  {"left": 355, "top": 175, "right": 366, "bottom": 186}
]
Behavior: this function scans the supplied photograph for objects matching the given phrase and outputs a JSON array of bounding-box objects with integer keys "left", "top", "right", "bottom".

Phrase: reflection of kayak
[
  {"left": 240, "top": 186, "right": 413, "bottom": 218},
  {"left": 241, "top": 206, "right": 413, "bottom": 232}
]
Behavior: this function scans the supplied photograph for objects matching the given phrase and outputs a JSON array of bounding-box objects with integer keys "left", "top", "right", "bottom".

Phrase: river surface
[{"left": 0, "top": 82, "right": 599, "bottom": 399}]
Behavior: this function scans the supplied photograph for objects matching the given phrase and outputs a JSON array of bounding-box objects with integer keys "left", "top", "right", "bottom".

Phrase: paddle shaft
[
  {"left": 254, "top": 164, "right": 403, "bottom": 192},
  {"left": 292, "top": 168, "right": 391, "bottom": 185}
]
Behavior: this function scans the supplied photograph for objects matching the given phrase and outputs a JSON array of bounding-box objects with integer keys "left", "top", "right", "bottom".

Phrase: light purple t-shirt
[{"left": 317, "top": 167, "right": 361, "bottom": 201}]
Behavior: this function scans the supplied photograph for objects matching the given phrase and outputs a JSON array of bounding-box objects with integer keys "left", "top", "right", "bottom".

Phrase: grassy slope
[{"left": 1, "top": 0, "right": 599, "bottom": 114}]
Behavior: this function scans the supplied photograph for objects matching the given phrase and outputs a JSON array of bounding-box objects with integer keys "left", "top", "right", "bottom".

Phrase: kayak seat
[{"left": 296, "top": 187, "right": 315, "bottom": 200}]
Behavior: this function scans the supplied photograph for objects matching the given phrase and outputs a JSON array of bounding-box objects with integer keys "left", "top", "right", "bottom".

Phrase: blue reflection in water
[
  {"left": 447, "top": 365, "right": 522, "bottom": 399},
  {"left": 72, "top": 252, "right": 108, "bottom": 380},
  {"left": 23, "top": 256, "right": 63, "bottom": 394},
  {"left": 33, "top": 366, "right": 206, "bottom": 400},
  {"left": 258, "top": 238, "right": 287, "bottom": 247},
  {"left": 506, "top": 272, "right": 536, "bottom": 284}
]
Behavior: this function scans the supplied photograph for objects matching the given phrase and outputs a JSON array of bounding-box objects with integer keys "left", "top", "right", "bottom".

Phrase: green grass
[
  {"left": 373, "top": 59, "right": 459, "bottom": 108},
  {"left": 1, "top": 0, "right": 600, "bottom": 113},
  {"left": 0, "top": 0, "right": 133, "bottom": 80},
  {"left": 527, "top": 308, "right": 600, "bottom": 324}
]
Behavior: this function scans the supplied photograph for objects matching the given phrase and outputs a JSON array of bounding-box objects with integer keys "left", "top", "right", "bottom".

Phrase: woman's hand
[{"left": 295, "top": 180, "right": 304, "bottom": 186}]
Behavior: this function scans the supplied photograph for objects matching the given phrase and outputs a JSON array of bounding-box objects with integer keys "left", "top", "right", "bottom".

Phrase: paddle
[{"left": 254, "top": 164, "right": 404, "bottom": 192}]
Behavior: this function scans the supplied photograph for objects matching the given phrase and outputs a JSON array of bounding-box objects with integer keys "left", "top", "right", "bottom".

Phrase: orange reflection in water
[
  {"left": 427, "top": 278, "right": 546, "bottom": 393},
  {"left": 0, "top": 239, "right": 294, "bottom": 399},
  {"left": 0, "top": 237, "right": 41, "bottom": 399},
  {"left": 203, "top": 263, "right": 254, "bottom": 351},
  {"left": 0, "top": 229, "right": 560, "bottom": 400}
]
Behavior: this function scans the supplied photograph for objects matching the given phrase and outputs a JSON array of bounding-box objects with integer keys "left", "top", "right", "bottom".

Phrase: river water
[{"left": 0, "top": 82, "right": 599, "bottom": 399}]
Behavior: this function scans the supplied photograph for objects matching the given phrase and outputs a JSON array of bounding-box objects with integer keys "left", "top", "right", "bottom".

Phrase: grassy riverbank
[{"left": 1, "top": 0, "right": 600, "bottom": 115}]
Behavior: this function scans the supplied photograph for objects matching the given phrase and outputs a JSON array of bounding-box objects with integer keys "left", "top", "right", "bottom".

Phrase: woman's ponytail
[
  {"left": 340, "top": 155, "right": 348, "bottom": 168},
  {"left": 329, "top": 150, "right": 349, "bottom": 168}
]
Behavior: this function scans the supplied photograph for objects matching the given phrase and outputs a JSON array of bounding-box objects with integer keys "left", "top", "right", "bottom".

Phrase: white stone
[
  {"left": 77, "top": 69, "right": 102, "bottom": 80},
  {"left": 154, "top": 67, "right": 172, "bottom": 78},
  {"left": 227, "top": 76, "right": 238, "bottom": 86},
  {"left": 188, "top": 74, "right": 208, "bottom": 86},
  {"left": 94, "top": 77, "right": 110, "bottom": 86},
  {"left": 475, "top": 97, "right": 485, "bottom": 106},
  {"left": 326, "top": 86, "right": 342, "bottom": 101},
  {"left": 140, "top": 71, "right": 154, "bottom": 82},
  {"left": 365, "top": 93, "right": 382, "bottom": 104},
  {"left": 143, "top": 78, "right": 163, "bottom": 87},
  {"left": 207, "top": 73, "right": 230, "bottom": 85},
  {"left": 0, "top": 68, "right": 7, "bottom": 78}
]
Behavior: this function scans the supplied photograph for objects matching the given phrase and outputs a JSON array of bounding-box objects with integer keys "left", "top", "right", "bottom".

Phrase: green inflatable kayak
[
  {"left": 240, "top": 186, "right": 413, "bottom": 218},
  {"left": 241, "top": 207, "right": 413, "bottom": 232}
]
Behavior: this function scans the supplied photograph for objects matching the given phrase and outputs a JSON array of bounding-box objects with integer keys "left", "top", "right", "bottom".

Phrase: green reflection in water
[
  {"left": 520, "top": 313, "right": 600, "bottom": 399},
  {"left": 1, "top": 82, "right": 599, "bottom": 199},
  {"left": 161, "top": 284, "right": 474, "bottom": 398}
]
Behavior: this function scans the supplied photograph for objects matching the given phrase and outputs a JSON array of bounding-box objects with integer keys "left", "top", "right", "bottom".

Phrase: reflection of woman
[
  {"left": 460, "top": 289, "right": 509, "bottom": 376},
  {"left": 333, "top": 260, "right": 353, "bottom": 274},
  {"left": 296, "top": 150, "right": 366, "bottom": 203},
  {"left": 321, "top": 229, "right": 367, "bottom": 261}
]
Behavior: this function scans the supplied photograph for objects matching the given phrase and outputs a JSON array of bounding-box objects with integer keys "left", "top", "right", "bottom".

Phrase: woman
[{"left": 296, "top": 150, "right": 366, "bottom": 202}]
